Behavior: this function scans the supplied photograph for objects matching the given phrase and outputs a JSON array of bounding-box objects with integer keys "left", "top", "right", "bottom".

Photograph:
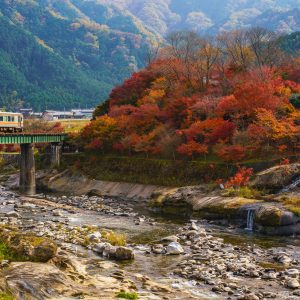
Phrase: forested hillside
[{"left": 0, "top": 0, "right": 158, "bottom": 110}]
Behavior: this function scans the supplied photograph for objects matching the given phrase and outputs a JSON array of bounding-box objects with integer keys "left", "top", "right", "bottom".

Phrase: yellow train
[{"left": 0, "top": 112, "right": 24, "bottom": 132}]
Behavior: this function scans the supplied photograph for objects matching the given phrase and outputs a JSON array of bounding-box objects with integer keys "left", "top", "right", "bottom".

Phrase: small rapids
[
  {"left": 279, "top": 176, "right": 300, "bottom": 193},
  {"left": 245, "top": 208, "right": 255, "bottom": 231}
]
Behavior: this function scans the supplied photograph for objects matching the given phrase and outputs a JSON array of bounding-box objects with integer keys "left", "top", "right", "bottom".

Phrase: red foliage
[
  {"left": 177, "top": 141, "right": 208, "bottom": 157},
  {"left": 216, "top": 145, "right": 246, "bottom": 162},
  {"left": 280, "top": 158, "right": 290, "bottom": 165},
  {"left": 109, "top": 70, "right": 155, "bottom": 107},
  {"left": 86, "top": 138, "right": 103, "bottom": 150},
  {"left": 179, "top": 119, "right": 236, "bottom": 145},
  {"left": 225, "top": 167, "right": 253, "bottom": 188},
  {"left": 80, "top": 38, "right": 300, "bottom": 163}
]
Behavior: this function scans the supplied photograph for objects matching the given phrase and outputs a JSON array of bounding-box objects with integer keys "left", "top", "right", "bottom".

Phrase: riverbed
[{"left": 0, "top": 186, "right": 300, "bottom": 299}]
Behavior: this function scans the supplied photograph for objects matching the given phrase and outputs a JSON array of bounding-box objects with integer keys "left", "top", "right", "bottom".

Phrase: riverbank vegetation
[{"left": 73, "top": 28, "right": 300, "bottom": 184}]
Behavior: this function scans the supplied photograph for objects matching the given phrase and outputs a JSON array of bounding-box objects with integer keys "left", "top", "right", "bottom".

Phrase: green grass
[
  {"left": 221, "top": 187, "right": 262, "bottom": 199},
  {"left": 0, "top": 293, "right": 14, "bottom": 300},
  {"left": 0, "top": 241, "right": 19, "bottom": 261},
  {"left": 116, "top": 292, "right": 139, "bottom": 300}
]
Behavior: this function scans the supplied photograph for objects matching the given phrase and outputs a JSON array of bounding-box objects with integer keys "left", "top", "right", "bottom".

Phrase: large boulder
[
  {"left": 255, "top": 206, "right": 300, "bottom": 227},
  {"left": 114, "top": 246, "right": 134, "bottom": 260},
  {"left": 93, "top": 242, "right": 134, "bottom": 260},
  {"left": 33, "top": 240, "right": 58, "bottom": 262},
  {"left": 0, "top": 228, "right": 57, "bottom": 262},
  {"left": 166, "top": 242, "right": 184, "bottom": 255},
  {"left": 251, "top": 163, "right": 300, "bottom": 190}
]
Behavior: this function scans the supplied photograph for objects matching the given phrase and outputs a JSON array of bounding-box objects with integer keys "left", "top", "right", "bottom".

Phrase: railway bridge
[{"left": 0, "top": 134, "right": 67, "bottom": 195}]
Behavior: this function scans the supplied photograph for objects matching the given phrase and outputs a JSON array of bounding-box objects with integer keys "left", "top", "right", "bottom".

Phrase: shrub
[
  {"left": 117, "top": 292, "right": 139, "bottom": 300},
  {"left": 225, "top": 167, "right": 253, "bottom": 189},
  {"left": 101, "top": 231, "right": 126, "bottom": 246}
]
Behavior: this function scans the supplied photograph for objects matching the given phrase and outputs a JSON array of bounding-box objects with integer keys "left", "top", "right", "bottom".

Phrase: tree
[
  {"left": 81, "top": 115, "right": 121, "bottom": 153},
  {"left": 177, "top": 141, "right": 208, "bottom": 157}
]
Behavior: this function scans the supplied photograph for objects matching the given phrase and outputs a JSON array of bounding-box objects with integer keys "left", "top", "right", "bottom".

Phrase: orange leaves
[
  {"left": 179, "top": 118, "right": 236, "bottom": 145},
  {"left": 177, "top": 141, "right": 208, "bottom": 157}
]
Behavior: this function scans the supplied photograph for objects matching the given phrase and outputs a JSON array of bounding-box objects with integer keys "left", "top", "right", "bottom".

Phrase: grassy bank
[{"left": 61, "top": 153, "right": 281, "bottom": 187}]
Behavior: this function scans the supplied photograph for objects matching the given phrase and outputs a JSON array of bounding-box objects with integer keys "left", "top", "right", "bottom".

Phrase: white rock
[
  {"left": 286, "top": 278, "right": 300, "bottom": 289},
  {"left": 166, "top": 242, "right": 184, "bottom": 255}
]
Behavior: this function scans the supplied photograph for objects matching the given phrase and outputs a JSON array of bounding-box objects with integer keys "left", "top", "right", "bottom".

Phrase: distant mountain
[
  {"left": 108, "top": 0, "right": 300, "bottom": 35},
  {"left": 0, "top": 0, "right": 159, "bottom": 110},
  {"left": 1, "top": 0, "right": 300, "bottom": 111}
]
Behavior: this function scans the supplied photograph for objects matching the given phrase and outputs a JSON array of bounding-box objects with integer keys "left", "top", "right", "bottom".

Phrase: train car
[{"left": 0, "top": 112, "right": 23, "bottom": 132}]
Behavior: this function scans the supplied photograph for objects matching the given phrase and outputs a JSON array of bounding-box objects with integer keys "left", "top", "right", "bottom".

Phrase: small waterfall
[
  {"left": 245, "top": 209, "right": 255, "bottom": 231},
  {"left": 279, "top": 176, "right": 300, "bottom": 193}
]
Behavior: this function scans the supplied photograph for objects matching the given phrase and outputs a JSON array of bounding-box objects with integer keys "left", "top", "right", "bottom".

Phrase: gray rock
[
  {"left": 286, "top": 269, "right": 300, "bottom": 278},
  {"left": 152, "top": 244, "right": 165, "bottom": 254},
  {"left": 92, "top": 242, "right": 111, "bottom": 254},
  {"left": 114, "top": 247, "right": 134, "bottom": 260},
  {"left": 87, "top": 232, "right": 102, "bottom": 243},
  {"left": 166, "top": 242, "right": 184, "bottom": 255},
  {"left": 160, "top": 235, "right": 179, "bottom": 244},
  {"left": 5, "top": 211, "right": 20, "bottom": 218}
]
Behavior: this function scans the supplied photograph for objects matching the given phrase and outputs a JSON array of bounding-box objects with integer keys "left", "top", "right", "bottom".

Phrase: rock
[
  {"left": 190, "top": 222, "right": 199, "bottom": 231},
  {"left": 92, "top": 242, "right": 108, "bottom": 254},
  {"left": 166, "top": 242, "right": 184, "bottom": 255},
  {"left": 52, "top": 210, "right": 63, "bottom": 217},
  {"left": 93, "top": 243, "right": 134, "bottom": 260},
  {"left": 33, "top": 240, "right": 57, "bottom": 262},
  {"left": 293, "top": 290, "right": 300, "bottom": 296},
  {"left": 87, "top": 232, "right": 102, "bottom": 243},
  {"left": 240, "top": 294, "right": 259, "bottom": 300},
  {"left": 5, "top": 211, "right": 20, "bottom": 218},
  {"left": 251, "top": 163, "right": 300, "bottom": 190},
  {"left": 286, "top": 278, "right": 300, "bottom": 289},
  {"left": 114, "top": 247, "right": 134, "bottom": 260},
  {"left": 152, "top": 244, "right": 165, "bottom": 254},
  {"left": 160, "top": 235, "right": 179, "bottom": 244},
  {"left": 102, "top": 244, "right": 117, "bottom": 259},
  {"left": 286, "top": 269, "right": 300, "bottom": 278},
  {"left": 275, "top": 253, "right": 292, "bottom": 266},
  {"left": 255, "top": 206, "right": 283, "bottom": 227}
]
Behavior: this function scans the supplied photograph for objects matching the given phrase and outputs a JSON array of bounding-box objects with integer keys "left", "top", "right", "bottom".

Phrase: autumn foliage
[{"left": 80, "top": 28, "right": 300, "bottom": 164}]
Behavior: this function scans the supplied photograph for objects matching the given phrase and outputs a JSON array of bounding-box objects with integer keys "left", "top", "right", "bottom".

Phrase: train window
[
  {"left": 12, "top": 117, "right": 15, "bottom": 122},
  {"left": 0, "top": 116, "right": 3, "bottom": 121}
]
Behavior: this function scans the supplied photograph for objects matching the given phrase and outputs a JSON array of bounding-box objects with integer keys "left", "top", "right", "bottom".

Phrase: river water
[{"left": 1, "top": 186, "right": 300, "bottom": 299}]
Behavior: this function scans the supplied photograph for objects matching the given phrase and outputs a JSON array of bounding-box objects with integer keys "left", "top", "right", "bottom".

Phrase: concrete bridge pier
[
  {"left": 20, "top": 143, "right": 36, "bottom": 195},
  {"left": 50, "top": 143, "right": 62, "bottom": 168}
]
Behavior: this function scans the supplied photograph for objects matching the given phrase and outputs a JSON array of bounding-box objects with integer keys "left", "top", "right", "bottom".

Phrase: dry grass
[
  {"left": 51, "top": 119, "right": 90, "bottom": 133},
  {"left": 101, "top": 230, "right": 126, "bottom": 246},
  {"left": 282, "top": 197, "right": 300, "bottom": 216}
]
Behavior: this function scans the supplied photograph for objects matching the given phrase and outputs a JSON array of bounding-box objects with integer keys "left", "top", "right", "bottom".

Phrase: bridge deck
[{"left": 0, "top": 133, "right": 67, "bottom": 144}]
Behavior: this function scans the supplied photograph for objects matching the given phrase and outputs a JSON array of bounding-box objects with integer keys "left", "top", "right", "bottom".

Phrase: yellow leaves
[
  {"left": 255, "top": 108, "right": 296, "bottom": 140},
  {"left": 137, "top": 77, "right": 167, "bottom": 106},
  {"left": 278, "top": 86, "right": 292, "bottom": 97}
]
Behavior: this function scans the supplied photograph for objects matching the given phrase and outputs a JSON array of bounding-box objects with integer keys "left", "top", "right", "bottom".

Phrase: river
[{"left": 0, "top": 186, "right": 300, "bottom": 299}]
